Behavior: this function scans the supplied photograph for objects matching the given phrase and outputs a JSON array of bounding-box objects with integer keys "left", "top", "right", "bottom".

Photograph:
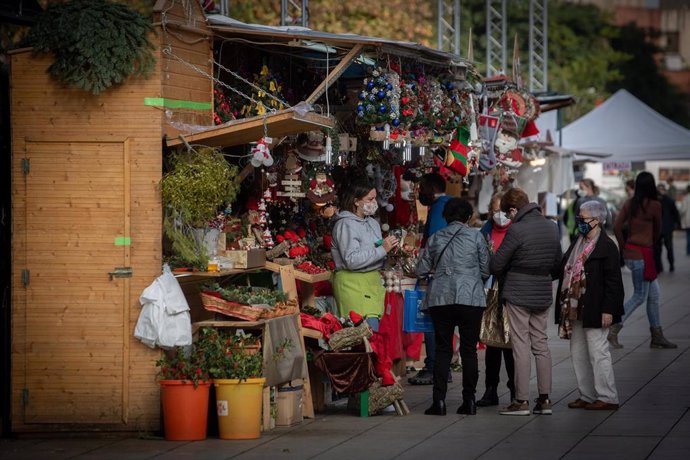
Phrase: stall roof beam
[
  {"left": 306, "top": 44, "right": 364, "bottom": 105},
  {"left": 165, "top": 109, "right": 335, "bottom": 149}
]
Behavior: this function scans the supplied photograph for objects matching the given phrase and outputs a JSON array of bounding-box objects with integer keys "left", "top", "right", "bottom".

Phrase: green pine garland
[{"left": 26, "top": 0, "right": 156, "bottom": 95}]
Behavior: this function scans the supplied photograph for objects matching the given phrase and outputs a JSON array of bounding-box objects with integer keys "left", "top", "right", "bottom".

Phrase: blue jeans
[{"left": 622, "top": 259, "right": 660, "bottom": 327}]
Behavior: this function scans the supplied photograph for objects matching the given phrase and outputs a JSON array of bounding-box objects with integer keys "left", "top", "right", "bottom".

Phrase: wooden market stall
[{"left": 8, "top": 0, "right": 332, "bottom": 434}]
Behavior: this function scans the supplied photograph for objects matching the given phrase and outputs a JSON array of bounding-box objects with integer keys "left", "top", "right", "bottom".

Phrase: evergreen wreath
[{"left": 26, "top": 0, "right": 156, "bottom": 95}]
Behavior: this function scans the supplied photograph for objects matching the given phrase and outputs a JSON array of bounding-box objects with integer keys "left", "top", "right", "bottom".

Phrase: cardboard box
[
  {"left": 275, "top": 384, "right": 303, "bottom": 427},
  {"left": 225, "top": 248, "right": 266, "bottom": 269}
]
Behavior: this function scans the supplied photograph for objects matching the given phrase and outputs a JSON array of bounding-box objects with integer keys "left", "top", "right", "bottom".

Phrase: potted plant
[
  {"left": 197, "top": 328, "right": 266, "bottom": 440},
  {"left": 161, "top": 148, "right": 240, "bottom": 268},
  {"left": 156, "top": 346, "right": 212, "bottom": 441}
]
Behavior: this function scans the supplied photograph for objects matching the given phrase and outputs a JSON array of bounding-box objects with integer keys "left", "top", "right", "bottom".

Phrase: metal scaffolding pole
[
  {"left": 281, "top": 0, "right": 309, "bottom": 27},
  {"left": 485, "top": 0, "right": 507, "bottom": 77},
  {"left": 437, "top": 0, "right": 461, "bottom": 56},
  {"left": 529, "top": 0, "right": 548, "bottom": 92}
]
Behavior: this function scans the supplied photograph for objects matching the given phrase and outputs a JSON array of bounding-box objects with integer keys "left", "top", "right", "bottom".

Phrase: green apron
[{"left": 332, "top": 270, "right": 385, "bottom": 319}]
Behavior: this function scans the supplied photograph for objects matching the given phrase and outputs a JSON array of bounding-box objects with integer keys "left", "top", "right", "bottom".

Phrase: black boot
[
  {"left": 476, "top": 386, "right": 499, "bottom": 407},
  {"left": 424, "top": 400, "right": 446, "bottom": 416},
  {"left": 457, "top": 398, "right": 477, "bottom": 415}
]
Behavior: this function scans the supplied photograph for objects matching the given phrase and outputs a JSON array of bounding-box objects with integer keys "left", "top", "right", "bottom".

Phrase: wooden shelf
[
  {"left": 165, "top": 109, "right": 335, "bottom": 148},
  {"left": 265, "top": 261, "right": 332, "bottom": 283},
  {"left": 174, "top": 267, "right": 262, "bottom": 284}
]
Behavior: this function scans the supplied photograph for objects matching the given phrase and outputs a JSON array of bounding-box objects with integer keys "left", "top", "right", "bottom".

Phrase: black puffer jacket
[{"left": 489, "top": 203, "right": 562, "bottom": 310}]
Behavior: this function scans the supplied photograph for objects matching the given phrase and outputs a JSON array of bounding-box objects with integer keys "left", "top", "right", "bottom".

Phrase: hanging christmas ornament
[{"left": 250, "top": 138, "right": 274, "bottom": 168}]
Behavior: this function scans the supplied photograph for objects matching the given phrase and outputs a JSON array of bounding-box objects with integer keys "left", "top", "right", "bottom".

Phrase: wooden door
[{"left": 22, "top": 140, "right": 131, "bottom": 424}]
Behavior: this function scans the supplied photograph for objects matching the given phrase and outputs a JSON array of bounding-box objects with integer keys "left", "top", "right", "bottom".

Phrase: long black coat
[{"left": 555, "top": 232, "right": 625, "bottom": 328}]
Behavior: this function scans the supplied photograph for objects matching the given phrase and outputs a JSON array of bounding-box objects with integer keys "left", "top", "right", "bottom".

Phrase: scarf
[
  {"left": 490, "top": 222, "right": 510, "bottom": 251},
  {"left": 558, "top": 234, "right": 599, "bottom": 339}
]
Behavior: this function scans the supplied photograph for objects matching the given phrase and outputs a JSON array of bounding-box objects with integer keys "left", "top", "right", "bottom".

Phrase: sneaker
[
  {"left": 499, "top": 400, "right": 530, "bottom": 416},
  {"left": 408, "top": 369, "right": 433, "bottom": 385},
  {"left": 533, "top": 398, "right": 552, "bottom": 415}
]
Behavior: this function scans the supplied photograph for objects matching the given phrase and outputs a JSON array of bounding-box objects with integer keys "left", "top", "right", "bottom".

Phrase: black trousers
[
  {"left": 654, "top": 230, "right": 674, "bottom": 272},
  {"left": 429, "top": 304, "right": 484, "bottom": 402},
  {"left": 484, "top": 345, "right": 515, "bottom": 391}
]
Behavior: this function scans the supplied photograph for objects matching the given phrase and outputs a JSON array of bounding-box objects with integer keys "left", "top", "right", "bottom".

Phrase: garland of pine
[{"left": 26, "top": 0, "right": 156, "bottom": 95}]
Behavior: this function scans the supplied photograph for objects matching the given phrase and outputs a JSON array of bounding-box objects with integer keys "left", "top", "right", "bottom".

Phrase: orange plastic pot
[{"left": 160, "top": 380, "right": 211, "bottom": 441}]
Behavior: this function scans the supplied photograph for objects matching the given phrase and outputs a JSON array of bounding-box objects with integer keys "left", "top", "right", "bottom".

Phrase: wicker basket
[
  {"left": 328, "top": 322, "right": 373, "bottom": 351},
  {"left": 200, "top": 292, "right": 266, "bottom": 321},
  {"left": 260, "top": 300, "right": 299, "bottom": 319}
]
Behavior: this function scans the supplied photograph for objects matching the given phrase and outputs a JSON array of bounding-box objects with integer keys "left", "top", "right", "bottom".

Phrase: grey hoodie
[{"left": 331, "top": 211, "right": 387, "bottom": 272}]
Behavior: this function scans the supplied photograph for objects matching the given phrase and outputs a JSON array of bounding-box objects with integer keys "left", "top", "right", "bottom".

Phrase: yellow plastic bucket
[{"left": 214, "top": 378, "right": 266, "bottom": 439}]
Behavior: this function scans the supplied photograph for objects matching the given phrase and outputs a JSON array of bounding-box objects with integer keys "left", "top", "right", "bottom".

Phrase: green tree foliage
[
  {"left": 25, "top": 0, "right": 156, "bottom": 95},
  {"left": 607, "top": 24, "right": 690, "bottom": 128}
]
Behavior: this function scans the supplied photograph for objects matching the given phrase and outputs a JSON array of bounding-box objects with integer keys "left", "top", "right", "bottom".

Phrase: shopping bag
[
  {"left": 479, "top": 285, "right": 511, "bottom": 348},
  {"left": 403, "top": 282, "right": 434, "bottom": 333}
]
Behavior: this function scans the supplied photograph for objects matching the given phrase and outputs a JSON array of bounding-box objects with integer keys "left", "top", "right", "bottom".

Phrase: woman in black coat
[{"left": 556, "top": 201, "right": 624, "bottom": 411}]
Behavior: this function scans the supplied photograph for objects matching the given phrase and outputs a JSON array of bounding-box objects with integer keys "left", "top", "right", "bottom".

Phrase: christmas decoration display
[
  {"left": 250, "top": 138, "right": 274, "bottom": 168},
  {"left": 214, "top": 86, "right": 237, "bottom": 125},
  {"left": 240, "top": 64, "right": 287, "bottom": 117},
  {"left": 356, "top": 67, "right": 401, "bottom": 127},
  {"left": 258, "top": 189, "right": 275, "bottom": 249},
  {"left": 27, "top": 0, "right": 155, "bottom": 95}
]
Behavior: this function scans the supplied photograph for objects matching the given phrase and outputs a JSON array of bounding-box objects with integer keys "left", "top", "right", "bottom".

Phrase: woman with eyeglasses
[
  {"left": 612, "top": 171, "right": 677, "bottom": 349},
  {"left": 556, "top": 201, "right": 624, "bottom": 410}
]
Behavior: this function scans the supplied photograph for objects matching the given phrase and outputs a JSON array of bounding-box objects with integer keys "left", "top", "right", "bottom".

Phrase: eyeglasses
[{"left": 575, "top": 216, "right": 596, "bottom": 224}]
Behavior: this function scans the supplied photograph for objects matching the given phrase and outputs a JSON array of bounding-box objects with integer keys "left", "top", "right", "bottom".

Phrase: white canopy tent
[{"left": 559, "top": 89, "right": 690, "bottom": 162}]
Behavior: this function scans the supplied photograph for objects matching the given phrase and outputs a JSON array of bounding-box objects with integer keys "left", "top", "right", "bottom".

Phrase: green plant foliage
[
  {"left": 204, "top": 282, "right": 288, "bottom": 307},
  {"left": 197, "top": 328, "right": 264, "bottom": 381},
  {"left": 160, "top": 148, "right": 240, "bottom": 228},
  {"left": 162, "top": 217, "right": 209, "bottom": 271},
  {"left": 26, "top": 0, "right": 156, "bottom": 95}
]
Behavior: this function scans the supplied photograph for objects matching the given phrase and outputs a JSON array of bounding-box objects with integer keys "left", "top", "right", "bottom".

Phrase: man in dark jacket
[
  {"left": 654, "top": 184, "right": 680, "bottom": 273},
  {"left": 490, "top": 188, "right": 562, "bottom": 416}
]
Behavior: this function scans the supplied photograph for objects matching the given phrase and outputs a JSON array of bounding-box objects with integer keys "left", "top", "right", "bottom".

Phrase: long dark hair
[
  {"left": 630, "top": 171, "right": 657, "bottom": 217},
  {"left": 339, "top": 176, "right": 375, "bottom": 213}
]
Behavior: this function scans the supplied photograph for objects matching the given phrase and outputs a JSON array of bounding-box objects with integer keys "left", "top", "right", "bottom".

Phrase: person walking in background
[
  {"left": 666, "top": 176, "right": 677, "bottom": 201},
  {"left": 490, "top": 188, "right": 562, "bottom": 416},
  {"left": 679, "top": 185, "right": 690, "bottom": 256},
  {"left": 556, "top": 201, "right": 624, "bottom": 411},
  {"left": 408, "top": 173, "right": 451, "bottom": 386},
  {"left": 477, "top": 192, "right": 516, "bottom": 407},
  {"left": 654, "top": 183, "right": 680, "bottom": 273},
  {"left": 625, "top": 179, "right": 635, "bottom": 199},
  {"left": 417, "top": 198, "right": 490, "bottom": 416},
  {"left": 611, "top": 171, "right": 677, "bottom": 349},
  {"left": 564, "top": 179, "right": 609, "bottom": 244}
]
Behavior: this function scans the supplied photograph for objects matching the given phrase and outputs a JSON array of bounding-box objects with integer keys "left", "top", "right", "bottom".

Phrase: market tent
[{"left": 559, "top": 89, "right": 690, "bottom": 162}]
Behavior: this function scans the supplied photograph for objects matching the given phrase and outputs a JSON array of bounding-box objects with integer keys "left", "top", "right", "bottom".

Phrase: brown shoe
[
  {"left": 567, "top": 398, "right": 589, "bottom": 409},
  {"left": 584, "top": 400, "right": 619, "bottom": 410}
]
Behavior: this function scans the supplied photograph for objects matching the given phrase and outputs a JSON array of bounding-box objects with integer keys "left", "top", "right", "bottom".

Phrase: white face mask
[
  {"left": 362, "top": 201, "right": 379, "bottom": 216},
  {"left": 493, "top": 211, "right": 511, "bottom": 226}
]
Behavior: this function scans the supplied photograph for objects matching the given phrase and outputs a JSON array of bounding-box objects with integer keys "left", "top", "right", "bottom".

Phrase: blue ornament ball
[
  {"left": 357, "top": 104, "right": 364, "bottom": 112},
  {"left": 367, "top": 81, "right": 375, "bottom": 90},
  {"left": 386, "top": 83, "right": 393, "bottom": 91},
  {"left": 446, "top": 82, "right": 454, "bottom": 90},
  {"left": 379, "top": 104, "right": 387, "bottom": 114},
  {"left": 377, "top": 90, "right": 386, "bottom": 99},
  {"left": 392, "top": 118, "right": 400, "bottom": 127}
]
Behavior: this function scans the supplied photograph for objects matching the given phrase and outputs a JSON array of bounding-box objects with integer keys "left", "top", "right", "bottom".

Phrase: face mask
[
  {"left": 576, "top": 189, "right": 585, "bottom": 198},
  {"left": 362, "top": 201, "right": 379, "bottom": 216},
  {"left": 576, "top": 217, "right": 593, "bottom": 235},
  {"left": 493, "top": 211, "right": 511, "bottom": 227}
]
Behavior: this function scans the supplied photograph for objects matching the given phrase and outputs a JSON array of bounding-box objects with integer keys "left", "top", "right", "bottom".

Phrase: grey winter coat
[
  {"left": 331, "top": 211, "right": 387, "bottom": 272},
  {"left": 489, "top": 203, "right": 562, "bottom": 310},
  {"left": 416, "top": 222, "right": 490, "bottom": 308}
]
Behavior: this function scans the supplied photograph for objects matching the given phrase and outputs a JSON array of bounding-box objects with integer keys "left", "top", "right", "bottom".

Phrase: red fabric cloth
[
  {"left": 403, "top": 332, "right": 423, "bottom": 361},
  {"left": 297, "top": 280, "right": 333, "bottom": 298},
  {"left": 367, "top": 291, "right": 405, "bottom": 385},
  {"left": 388, "top": 165, "right": 413, "bottom": 228},
  {"left": 625, "top": 243, "right": 657, "bottom": 281},
  {"left": 300, "top": 312, "right": 343, "bottom": 339}
]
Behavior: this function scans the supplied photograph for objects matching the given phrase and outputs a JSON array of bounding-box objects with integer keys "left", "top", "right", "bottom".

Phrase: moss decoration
[
  {"left": 26, "top": 0, "right": 156, "bottom": 95},
  {"left": 161, "top": 148, "right": 240, "bottom": 228}
]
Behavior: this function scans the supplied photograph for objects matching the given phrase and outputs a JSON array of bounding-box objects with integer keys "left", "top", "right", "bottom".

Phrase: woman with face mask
[
  {"left": 477, "top": 192, "right": 516, "bottom": 407},
  {"left": 331, "top": 176, "right": 399, "bottom": 322},
  {"left": 556, "top": 200, "right": 624, "bottom": 410}
]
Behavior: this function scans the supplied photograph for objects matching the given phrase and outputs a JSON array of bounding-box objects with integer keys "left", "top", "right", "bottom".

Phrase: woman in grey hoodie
[{"left": 331, "top": 177, "right": 399, "bottom": 321}]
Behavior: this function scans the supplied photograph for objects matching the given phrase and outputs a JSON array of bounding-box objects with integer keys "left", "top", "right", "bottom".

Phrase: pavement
[{"left": 2, "top": 232, "right": 689, "bottom": 460}]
